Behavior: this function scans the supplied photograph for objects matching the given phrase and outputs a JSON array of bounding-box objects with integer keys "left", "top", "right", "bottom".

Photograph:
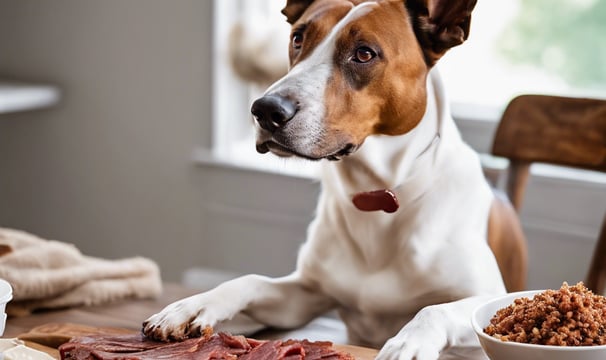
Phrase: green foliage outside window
[{"left": 498, "top": 0, "right": 606, "bottom": 91}]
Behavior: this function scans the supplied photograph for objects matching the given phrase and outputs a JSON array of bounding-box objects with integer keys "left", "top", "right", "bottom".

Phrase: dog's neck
[{"left": 321, "top": 69, "right": 447, "bottom": 208}]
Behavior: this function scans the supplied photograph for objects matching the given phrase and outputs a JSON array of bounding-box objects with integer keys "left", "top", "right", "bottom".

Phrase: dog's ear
[
  {"left": 406, "top": 0, "right": 477, "bottom": 65},
  {"left": 282, "top": 0, "right": 315, "bottom": 24}
]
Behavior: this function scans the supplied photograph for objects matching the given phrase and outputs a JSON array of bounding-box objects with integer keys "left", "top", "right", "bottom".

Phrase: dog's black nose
[{"left": 251, "top": 95, "right": 297, "bottom": 132}]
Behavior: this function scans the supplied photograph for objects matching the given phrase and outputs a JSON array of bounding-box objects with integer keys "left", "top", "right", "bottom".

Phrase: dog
[{"left": 143, "top": 0, "right": 527, "bottom": 358}]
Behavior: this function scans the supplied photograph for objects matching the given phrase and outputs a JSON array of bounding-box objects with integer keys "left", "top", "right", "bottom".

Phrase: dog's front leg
[
  {"left": 376, "top": 295, "right": 493, "bottom": 360},
  {"left": 142, "top": 272, "right": 335, "bottom": 341}
]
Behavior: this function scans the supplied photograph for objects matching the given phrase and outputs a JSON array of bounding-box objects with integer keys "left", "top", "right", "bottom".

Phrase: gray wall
[
  {"left": 0, "top": 0, "right": 318, "bottom": 282},
  {"left": 0, "top": 0, "right": 219, "bottom": 281}
]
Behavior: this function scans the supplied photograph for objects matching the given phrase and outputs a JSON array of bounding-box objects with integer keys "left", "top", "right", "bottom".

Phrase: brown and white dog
[{"left": 143, "top": 0, "right": 527, "bottom": 358}]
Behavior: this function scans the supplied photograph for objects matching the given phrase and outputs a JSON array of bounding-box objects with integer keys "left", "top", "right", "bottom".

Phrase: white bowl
[
  {"left": 472, "top": 290, "right": 606, "bottom": 360},
  {"left": 0, "top": 278, "right": 12, "bottom": 336}
]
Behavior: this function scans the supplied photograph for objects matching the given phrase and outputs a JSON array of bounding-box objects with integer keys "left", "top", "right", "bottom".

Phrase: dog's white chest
[{"left": 300, "top": 214, "right": 466, "bottom": 313}]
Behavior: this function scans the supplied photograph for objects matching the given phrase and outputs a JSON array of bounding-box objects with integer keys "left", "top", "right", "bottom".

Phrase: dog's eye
[
  {"left": 292, "top": 32, "right": 303, "bottom": 50},
  {"left": 353, "top": 47, "right": 376, "bottom": 63}
]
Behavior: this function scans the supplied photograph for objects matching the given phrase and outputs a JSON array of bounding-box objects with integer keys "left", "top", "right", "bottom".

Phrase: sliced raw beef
[{"left": 59, "top": 331, "right": 355, "bottom": 360}]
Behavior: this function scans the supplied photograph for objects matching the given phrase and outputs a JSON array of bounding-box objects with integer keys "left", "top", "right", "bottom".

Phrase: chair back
[{"left": 492, "top": 94, "right": 606, "bottom": 294}]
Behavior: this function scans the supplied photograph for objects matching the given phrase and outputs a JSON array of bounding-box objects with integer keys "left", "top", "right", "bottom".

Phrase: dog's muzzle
[
  {"left": 251, "top": 95, "right": 297, "bottom": 134},
  {"left": 252, "top": 94, "right": 358, "bottom": 160}
]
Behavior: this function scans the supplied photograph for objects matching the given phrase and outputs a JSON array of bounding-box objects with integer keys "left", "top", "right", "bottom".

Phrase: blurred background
[{"left": 0, "top": 0, "right": 604, "bottom": 290}]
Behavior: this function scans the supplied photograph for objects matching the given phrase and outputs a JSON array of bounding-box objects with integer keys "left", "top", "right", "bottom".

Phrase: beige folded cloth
[{"left": 0, "top": 227, "right": 162, "bottom": 316}]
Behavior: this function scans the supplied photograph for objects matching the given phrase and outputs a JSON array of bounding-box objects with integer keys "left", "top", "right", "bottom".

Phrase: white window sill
[
  {"left": 0, "top": 81, "right": 61, "bottom": 114},
  {"left": 192, "top": 143, "right": 606, "bottom": 189}
]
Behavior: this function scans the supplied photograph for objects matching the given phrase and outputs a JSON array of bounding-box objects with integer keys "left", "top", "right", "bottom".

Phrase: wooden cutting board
[
  {"left": 14, "top": 340, "right": 60, "bottom": 359},
  {"left": 18, "top": 323, "right": 378, "bottom": 360},
  {"left": 335, "top": 344, "right": 378, "bottom": 360}
]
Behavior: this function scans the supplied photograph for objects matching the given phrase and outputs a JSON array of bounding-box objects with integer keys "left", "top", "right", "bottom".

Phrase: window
[
  {"left": 202, "top": 0, "right": 606, "bottom": 178},
  {"left": 198, "top": 0, "right": 314, "bottom": 176},
  {"left": 442, "top": 0, "right": 606, "bottom": 108}
]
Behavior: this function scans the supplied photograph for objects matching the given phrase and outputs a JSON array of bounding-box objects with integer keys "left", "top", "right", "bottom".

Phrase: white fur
[
  {"left": 144, "top": 4, "right": 505, "bottom": 358},
  {"left": 144, "top": 69, "right": 504, "bottom": 358}
]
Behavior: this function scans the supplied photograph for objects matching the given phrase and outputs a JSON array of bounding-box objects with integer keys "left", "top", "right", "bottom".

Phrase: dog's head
[{"left": 252, "top": 0, "right": 477, "bottom": 160}]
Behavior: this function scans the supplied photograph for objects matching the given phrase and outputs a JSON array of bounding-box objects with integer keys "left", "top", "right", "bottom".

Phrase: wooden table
[
  {"left": 3, "top": 283, "right": 490, "bottom": 359},
  {"left": 3, "top": 283, "right": 378, "bottom": 359}
]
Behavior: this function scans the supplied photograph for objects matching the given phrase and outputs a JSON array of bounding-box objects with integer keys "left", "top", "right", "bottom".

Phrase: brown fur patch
[{"left": 322, "top": 1, "right": 428, "bottom": 142}]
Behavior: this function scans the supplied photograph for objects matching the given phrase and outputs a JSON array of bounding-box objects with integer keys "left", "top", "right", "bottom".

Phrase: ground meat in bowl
[{"left": 484, "top": 282, "right": 606, "bottom": 346}]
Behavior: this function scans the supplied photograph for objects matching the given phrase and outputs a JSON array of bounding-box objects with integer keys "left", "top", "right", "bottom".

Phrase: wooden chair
[{"left": 492, "top": 94, "right": 606, "bottom": 295}]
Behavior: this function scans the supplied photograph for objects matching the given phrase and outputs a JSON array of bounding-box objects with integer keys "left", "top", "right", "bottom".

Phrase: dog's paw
[
  {"left": 142, "top": 293, "right": 234, "bottom": 341},
  {"left": 375, "top": 306, "right": 448, "bottom": 360},
  {"left": 377, "top": 332, "right": 441, "bottom": 360}
]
